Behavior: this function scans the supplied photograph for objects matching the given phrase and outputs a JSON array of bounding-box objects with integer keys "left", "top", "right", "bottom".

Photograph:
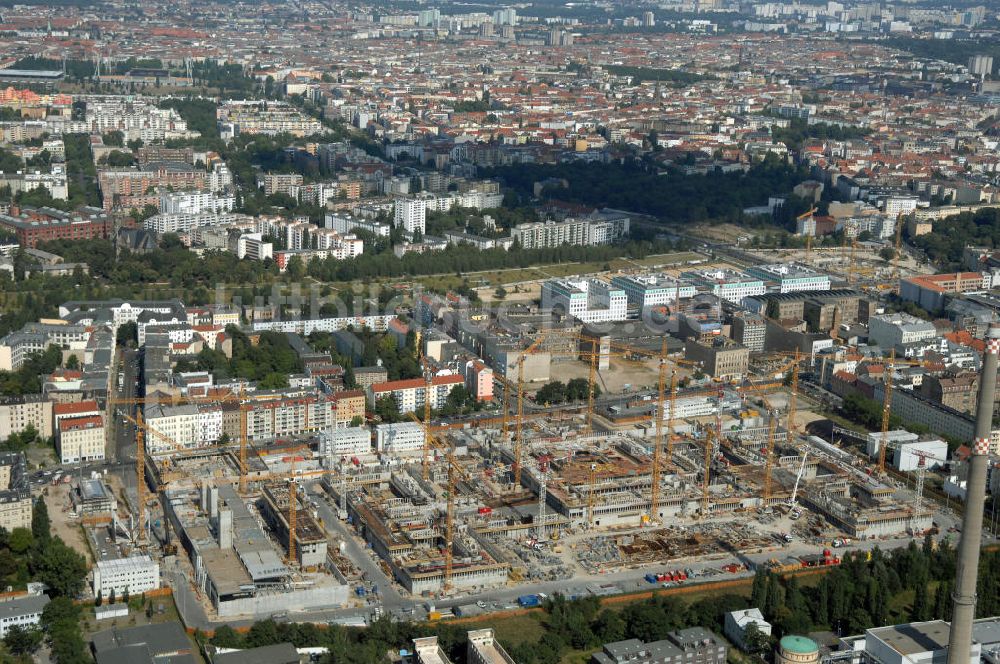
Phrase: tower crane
[
  {"left": 536, "top": 456, "right": 550, "bottom": 540},
  {"left": 512, "top": 331, "right": 551, "bottom": 486},
  {"left": 649, "top": 342, "right": 667, "bottom": 524},
  {"left": 789, "top": 451, "right": 809, "bottom": 508},
  {"left": 878, "top": 350, "right": 896, "bottom": 475}
]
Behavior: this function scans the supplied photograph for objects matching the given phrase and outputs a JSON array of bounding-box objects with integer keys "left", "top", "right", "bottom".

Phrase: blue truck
[{"left": 518, "top": 594, "right": 541, "bottom": 608}]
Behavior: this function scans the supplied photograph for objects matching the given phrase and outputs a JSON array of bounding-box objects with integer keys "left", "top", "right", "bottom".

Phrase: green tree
[
  {"left": 4, "top": 625, "right": 42, "bottom": 656},
  {"left": 211, "top": 624, "right": 243, "bottom": 648},
  {"left": 911, "top": 579, "right": 930, "bottom": 622},
  {"left": 34, "top": 538, "right": 87, "bottom": 597},
  {"left": 7, "top": 528, "right": 33, "bottom": 555},
  {"left": 32, "top": 496, "right": 51, "bottom": 544},
  {"left": 536, "top": 381, "right": 567, "bottom": 404},
  {"left": 742, "top": 621, "right": 768, "bottom": 654},
  {"left": 65, "top": 354, "right": 79, "bottom": 370}
]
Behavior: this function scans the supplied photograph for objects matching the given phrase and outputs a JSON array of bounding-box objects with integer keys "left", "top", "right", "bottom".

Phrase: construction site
[{"left": 63, "top": 293, "right": 963, "bottom": 622}]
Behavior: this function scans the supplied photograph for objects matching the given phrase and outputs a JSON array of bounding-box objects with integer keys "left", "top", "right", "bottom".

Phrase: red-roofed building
[
  {"left": 901, "top": 272, "right": 988, "bottom": 312},
  {"left": 57, "top": 415, "right": 105, "bottom": 464},
  {"left": 53, "top": 400, "right": 100, "bottom": 432}
]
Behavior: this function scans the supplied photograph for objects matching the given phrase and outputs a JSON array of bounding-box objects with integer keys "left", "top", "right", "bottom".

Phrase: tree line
[{"left": 485, "top": 155, "right": 810, "bottom": 225}]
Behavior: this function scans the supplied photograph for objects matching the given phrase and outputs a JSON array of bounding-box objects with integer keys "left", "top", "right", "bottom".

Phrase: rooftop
[{"left": 868, "top": 620, "right": 951, "bottom": 656}]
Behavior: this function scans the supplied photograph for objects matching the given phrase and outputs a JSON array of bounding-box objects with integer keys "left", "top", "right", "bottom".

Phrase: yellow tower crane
[
  {"left": 649, "top": 349, "right": 667, "bottom": 524},
  {"left": 878, "top": 350, "right": 896, "bottom": 474}
]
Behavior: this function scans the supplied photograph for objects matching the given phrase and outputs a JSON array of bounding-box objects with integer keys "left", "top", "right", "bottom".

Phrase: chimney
[{"left": 947, "top": 322, "right": 1000, "bottom": 664}]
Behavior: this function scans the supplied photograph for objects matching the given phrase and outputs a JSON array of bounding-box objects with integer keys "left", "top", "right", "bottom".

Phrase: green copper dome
[{"left": 780, "top": 635, "right": 818, "bottom": 654}]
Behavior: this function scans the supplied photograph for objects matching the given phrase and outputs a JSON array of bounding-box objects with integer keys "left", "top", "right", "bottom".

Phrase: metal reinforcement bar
[{"left": 947, "top": 322, "right": 1000, "bottom": 664}]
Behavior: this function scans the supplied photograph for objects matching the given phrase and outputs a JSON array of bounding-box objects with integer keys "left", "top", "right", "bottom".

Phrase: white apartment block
[
  {"left": 325, "top": 213, "right": 392, "bottom": 238},
  {"left": 0, "top": 594, "right": 48, "bottom": 638},
  {"left": 0, "top": 323, "right": 90, "bottom": 371},
  {"left": 144, "top": 211, "right": 248, "bottom": 235},
  {"left": 159, "top": 190, "right": 235, "bottom": 215},
  {"left": 92, "top": 555, "right": 160, "bottom": 597},
  {"left": 0, "top": 169, "right": 69, "bottom": 200},
  {"left": 376, "top": 422, "right": 425, "bottom": 455},
  {"left": 683, "top": 269, "right": 766, "bottom": 304},
  {"left": 370, "top": 374, "right": 465, "bottom": 415},
  {"left": 319, "top": 427, "right": 373, "bottom": 461},
  {"left": 143, "top": 403, "right": 221, "bottom": 452},
  {"left": 394, "top": 198, "right": 427, "bottom": 234},
  {"left": 236, "top": 233, "right": 274, "bottom": 261},
  {"left": 541, "top": 279, "right": 628, "bottom": 323},
  {"left": 251, "top": 314, "right": 397, "bottom": 336},
  {"left": 512, "top": 214, "right": 630, "bottom": 249},
  {"left": 0, "top": 395, "right": 53, "bottom": 440},
  {"left": 217, "top": 100, "right": 323, "bottom": 138},
  {"left": 57, "top": 415, "right": 105, "bottom": 464},
  {"left": 882, "top": 195, "right": 918, "bottom": 219},
  {"left": 610, "top": 274, "right": 697, "bottom": 309}
]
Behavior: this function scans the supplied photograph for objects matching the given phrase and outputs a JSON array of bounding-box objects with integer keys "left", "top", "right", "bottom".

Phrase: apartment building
[
  {"left": 920, "top": 372, "right": 978, "bottom": 415},
  {"left": 0, "top": 453, "right": 31, "bottom": 531},
  {"left": 331, "top": 390, "right": 365, "bottom": 427},
  {"left": 394, "top": 197, "right": 426, "bottom": 234},
  {"left": 0, "top": 169, "right": 68, "bottom": 200},
  {"left": 258, "top": 173, "right": 303, "bottom": 197},
  {"left": 512, "top": 214, "right": 629, "bottom": 249},
  {"left": 0, "top": 594, "right": 49, "bottom": 638},
  {"left": 159, "top": 190, "right": 236, "bottom": 215},
  {"left": 92, "top": 555, "right": 160, "bottom": 597},
  {"left": 370, "top": 374, "right": 465, "bottom": 415},
  {"left": 245, "top": 392, "right": 333, "bottom": 440},
  {"left": 0, "top": 395, "right": 52, "bottom": 440},
  {"left": 143, "top": 403, "right": 222, "bottom": 452},
  {"left": 217, "top": 100, "right": 323, "bottom": 138},
  {"left": 683, "top": 269, "right": 766, "bottom": 304},
  {"left": 144, "top": 211, "right": 249, "bottom": 235},
  {"left": 58, "top": 415, "right": 105, "bottom": 464},
  {"left": 0, "top": 205, "right": 110, "bottom": 248},
  {"left": 464, "top": 360, "right": 494, "bottom": 402},
  {"left": 0, "top": 323, "right": 90, "bottom": 371},
  {"left": 541, "top": 279, "right": 628, "bottom": 323},
  {"left": 235, "top": 232, "right": 274, "bottom": 261}
]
